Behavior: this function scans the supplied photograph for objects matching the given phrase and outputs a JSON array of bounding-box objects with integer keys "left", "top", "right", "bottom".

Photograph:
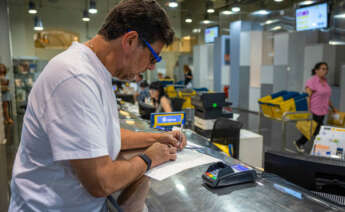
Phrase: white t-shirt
[{"left": 9, "top": 42, "right": 121, "bottom": 212}]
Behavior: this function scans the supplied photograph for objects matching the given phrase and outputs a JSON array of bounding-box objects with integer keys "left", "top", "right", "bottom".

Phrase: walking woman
[{"left": 294, "top": 62, "right": 337, "bottom": 152}]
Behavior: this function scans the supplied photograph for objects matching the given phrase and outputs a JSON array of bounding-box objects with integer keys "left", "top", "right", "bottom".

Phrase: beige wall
[{"left": 9, "top": 0, "right": 181, "bottom": 60}]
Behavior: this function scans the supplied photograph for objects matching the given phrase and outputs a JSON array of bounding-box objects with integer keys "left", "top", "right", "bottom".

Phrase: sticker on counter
[{"left": 273, "top": 184, "right": 303, "bottom": 200}]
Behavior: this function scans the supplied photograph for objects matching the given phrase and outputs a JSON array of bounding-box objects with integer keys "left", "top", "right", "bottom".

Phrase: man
[{"left": 9, "top": 0, "right": 186, "bottom": 211}]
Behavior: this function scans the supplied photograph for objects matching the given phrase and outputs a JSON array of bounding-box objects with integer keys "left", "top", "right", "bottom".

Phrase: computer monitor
[
  {"left": 139, "top": 102, "right": 156, "bottom": 120},
  {"left": 204, "top": 26, "right": 219, "bottom": 43},
  {"left": 296, "top": 3, "right": 328, "bottom": 31},
  {"left": 265, "top": 151, "right": 345, "bottom": 197}
]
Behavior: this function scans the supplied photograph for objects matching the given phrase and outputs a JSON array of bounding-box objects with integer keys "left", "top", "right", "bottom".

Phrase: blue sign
[{"left": 150, "top": 112, "right": 185, "bottom": 129}]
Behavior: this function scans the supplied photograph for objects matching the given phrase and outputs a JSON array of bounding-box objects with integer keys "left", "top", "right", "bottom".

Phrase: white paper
[{"left": 145, "top": 142, "right": 220, "bottom": 181}]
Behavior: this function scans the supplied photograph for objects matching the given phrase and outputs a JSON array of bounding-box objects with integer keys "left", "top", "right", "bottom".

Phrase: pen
[{"left": 179, "top": 123, "right": 183, "bottom": 148}]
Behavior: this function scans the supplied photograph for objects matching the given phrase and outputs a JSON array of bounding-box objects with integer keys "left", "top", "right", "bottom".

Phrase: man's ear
[{"left": 122, "top": 31, "right": 140, "bottom": 54}]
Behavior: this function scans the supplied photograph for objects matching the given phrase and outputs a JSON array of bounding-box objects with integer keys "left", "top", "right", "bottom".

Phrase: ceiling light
[
  {"left": 28, "top": 1, "right": 37, "bottom": 14},
  {"left": 232, "top": 6, "right": 240, "bottom": 12},
  {"left": 185, "top": 18, "right": 192, "bottom": 23},
  {"left": 329, "top": 40, "right": 345, "bottom": 46},
  {"left": 206, "top": 1, "right": 215, "bottom": 14},
  {"left": 201, "top": 20, "right": 211, "bottom": 25},
  {"left": 274, "top": 0, "right": 284, "bottom": 2},
  {"left": 261, "top": 19, "right": 279, "bottom": 26},
  {"left": 207, "top": 8, "right": 215, "bottom": 13},
  {"left": 82, "top": 10, "right": 90, "bottom": 22},
  {"left": 34, "top": 16, "right": 43, "bottom": 31},
  {"left": 168, "top": 0, "right": 178, "bottom": 8},
  {"left": 221, "top": 10, "right": 234, "bottom": 15},
  {"left": 88, "top": 0, "right": 98, "bottom": 14},
  {"left": 251, "top": 10, "right": 271, "bottom": 16},
  {"left": 334, "top": 13, "right": 345, "bottom": 19},
  {"left": 270, "top": 26, "right": 282, "bottom": 31},
  {"left": 201, "top": 13, "right": 211, "bottom": 25},
  {"left": 298, "top": 1, "right": 315, "bottom": 6},
  {"left": 192, "top": 28, "right": 201, "bottom": 33}
]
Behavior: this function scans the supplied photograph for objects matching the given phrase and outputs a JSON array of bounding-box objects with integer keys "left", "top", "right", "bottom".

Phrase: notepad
[{"left": 145, "top": 142, "right": 220, "bottom": 181}]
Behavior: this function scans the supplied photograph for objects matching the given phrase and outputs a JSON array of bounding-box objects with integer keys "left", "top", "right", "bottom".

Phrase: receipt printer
[{"left": 202, "top": 162, "right": 256, "bottom": 188}]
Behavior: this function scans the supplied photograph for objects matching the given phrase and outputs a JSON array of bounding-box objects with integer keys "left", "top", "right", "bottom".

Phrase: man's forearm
[
  {"left": 121, "top": 128, "right": 160, "bottom": 150},
  {"left": 101, "top": 156, "right": 147, "bottom": 194},
  {"left": 70, "top": 155, "right": 147, "bottom": 198}
]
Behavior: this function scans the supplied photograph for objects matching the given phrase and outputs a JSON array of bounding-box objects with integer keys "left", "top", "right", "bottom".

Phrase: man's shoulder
[{"left": 48, "top": 46, "right": 92, "bottom": 74}]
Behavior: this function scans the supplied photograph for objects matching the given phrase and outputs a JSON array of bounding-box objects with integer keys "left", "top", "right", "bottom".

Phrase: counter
[{"left": 116, "top": 104, "right": 345, "bottom": 211}]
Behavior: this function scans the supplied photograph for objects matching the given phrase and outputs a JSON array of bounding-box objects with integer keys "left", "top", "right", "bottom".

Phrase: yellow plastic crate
[
  {"left": 271, "top": 98, "right": 296, "bottom": 120},
  {"left": 165, "top": 85, "right": 178, "bottom": 98},
  {"left": 258, "top": 96, "right": 281, "bottom": 118},
  {"left": 287, "top": 112, "right": 310, "bottom": 120}
]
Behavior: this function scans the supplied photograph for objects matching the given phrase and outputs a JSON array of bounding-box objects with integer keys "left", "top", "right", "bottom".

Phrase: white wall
[{"left": 193, "top": 44, "right": 214, "bottom": 90}]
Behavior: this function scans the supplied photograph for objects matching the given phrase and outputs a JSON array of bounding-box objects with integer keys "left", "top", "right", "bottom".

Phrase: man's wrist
[
  {"left": 152, "top": 133, "right": 161, "bottom": 143},
  {"left": 138, "top": 153, "right": 152, "bottom": 171}
]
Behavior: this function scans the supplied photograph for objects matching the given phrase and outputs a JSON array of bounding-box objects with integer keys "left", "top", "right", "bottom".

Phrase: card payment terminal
[{"left": 202, "top": 162, "right": 257, "bottom": 188}]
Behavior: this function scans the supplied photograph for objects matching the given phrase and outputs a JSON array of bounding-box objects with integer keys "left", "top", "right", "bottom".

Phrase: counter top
[{"left": 116, "top": 103, "right": 344, "bottom": 212}]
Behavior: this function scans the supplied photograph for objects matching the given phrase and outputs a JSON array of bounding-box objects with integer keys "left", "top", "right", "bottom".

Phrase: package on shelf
[{"left": 311, "top": 126, "right": 345, "bottom": 158}]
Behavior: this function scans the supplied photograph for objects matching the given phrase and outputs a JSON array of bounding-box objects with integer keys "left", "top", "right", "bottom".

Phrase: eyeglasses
[
  {"left": 141, "top": 38, "right": 162, "bottom": 64},
  {"left": 128, "top": 29, "right": 162, "bottom": 64}
]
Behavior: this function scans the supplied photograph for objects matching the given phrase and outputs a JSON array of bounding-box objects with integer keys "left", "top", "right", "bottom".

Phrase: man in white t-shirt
[{"left": 9, "top": 0, "right": 186, "bottom": 211}]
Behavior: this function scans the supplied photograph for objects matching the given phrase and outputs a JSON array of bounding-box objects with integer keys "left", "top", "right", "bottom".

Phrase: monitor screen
[
  {"left": 204, "top": 26, "right": 219, "bottom": 43},
  {"left": 296, "top": 3, "right": 328, "bottom": 31}
]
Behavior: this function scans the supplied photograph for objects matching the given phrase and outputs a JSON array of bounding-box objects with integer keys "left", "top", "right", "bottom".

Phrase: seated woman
[{"left": 149, "top": 81, "right": 172, "bottom": 113}]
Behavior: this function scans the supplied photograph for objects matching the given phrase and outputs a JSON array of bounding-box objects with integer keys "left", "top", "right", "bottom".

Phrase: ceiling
[
  {"left": 10, "top": 0, "right": 345, "bottom": 40},
  {"left": 176, "top": 0, "right": 345, "bottom": 36}
]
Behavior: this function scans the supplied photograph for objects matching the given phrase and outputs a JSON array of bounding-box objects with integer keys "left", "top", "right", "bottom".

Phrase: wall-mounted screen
[
  {"left": 296, "top": 3, "right": 328, "bottom": 31},
  {"left": 204, "top": 26, "right": 219, "bottom": 43}
]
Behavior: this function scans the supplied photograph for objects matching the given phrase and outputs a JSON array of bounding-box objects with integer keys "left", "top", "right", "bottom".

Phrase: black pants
[{"left": 296, "top": 114, "right": 325, "bottom": 146}]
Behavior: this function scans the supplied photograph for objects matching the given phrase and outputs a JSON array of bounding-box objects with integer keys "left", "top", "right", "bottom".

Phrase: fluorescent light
[
  {"left": 28, "top": 9, "right": 37, "bottom": 14},
  {"left": 329, "top": 40, "right": 345, "bottom": 45},
  {"left": 207, "top": 8, "right": 215, "bottom": 14},
  {"left": 298, "top": 1, "right": 315, "bottom": 6},
  {"left": 201, "top": 20, "right": 211, "bottom": 24},
  {"left": 251, "top": 10, "right": 271, "bottom": 16},
  {"left": 34, "top": 16, "right": 43, "bottom": 31},
  {"left": 168, "top": 0, "right": 178, "bottom": 8},
  {"left": 82, "top": 17, "right": 90, "bottom": 22},
  {"left": 261, "top": 19, "right": 279, "bottom": 26},
  {"left": 88, "top": 8, "right": 97, "bottom": 14},
  {"left": 82, "top": 10, "right": 90, "bottom": 22},
  {"left": 206, "top": 1, "right": 215, "bottom": 14},
  {"left": 88, "top": 0, "right": 98, "bottom": 14},
  {"left": 28, "top": 1, "right": 37, "bottom": 14},
  {"left": 274, "top": 0, "right": 284, "bottom": 2},
  {"left": 270, "top": 26, "right": 282, "bottom": 31},
  {"left": 192, "top": 28, "right": 201, "bottom": 33},
  {"left": 34, "top": 26, "right": 43, "bottom": 31},
  {"left": 185, "top": 18, "right": 192, "bottom": 23},
  {"left": 232, "top": 6, "right": 240, "bottom": 12},
  {"left": 334, "top": 13, "right": 345, "bottom": 19},
  {"left": 221, "top": 10, "right": 234, "bottom": 15}
]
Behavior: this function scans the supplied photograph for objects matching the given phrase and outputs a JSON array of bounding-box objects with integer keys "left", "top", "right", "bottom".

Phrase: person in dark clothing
[{"left": 183, "top": 65, "right": 192, "bottom": 88}]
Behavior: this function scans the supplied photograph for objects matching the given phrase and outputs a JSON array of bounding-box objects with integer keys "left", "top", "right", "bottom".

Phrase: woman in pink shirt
[{"left": 294, "top": 62, "right": 337, "bottom": 152}]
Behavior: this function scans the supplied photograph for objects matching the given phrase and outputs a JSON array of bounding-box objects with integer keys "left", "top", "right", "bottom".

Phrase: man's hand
[
  {"left": 144, "top": 143, "right": 177, "bottom": 168},
  {"left": 156, "top": 130, "right": 187, "bottom": 150}
]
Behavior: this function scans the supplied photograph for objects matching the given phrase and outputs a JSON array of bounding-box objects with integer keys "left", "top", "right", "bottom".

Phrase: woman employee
[
  {"left": 294, "top": 62, "right": 337, "bottom": 152},
  {"left": 149, "top": 81, "right": 172, "bottom": 113}
]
